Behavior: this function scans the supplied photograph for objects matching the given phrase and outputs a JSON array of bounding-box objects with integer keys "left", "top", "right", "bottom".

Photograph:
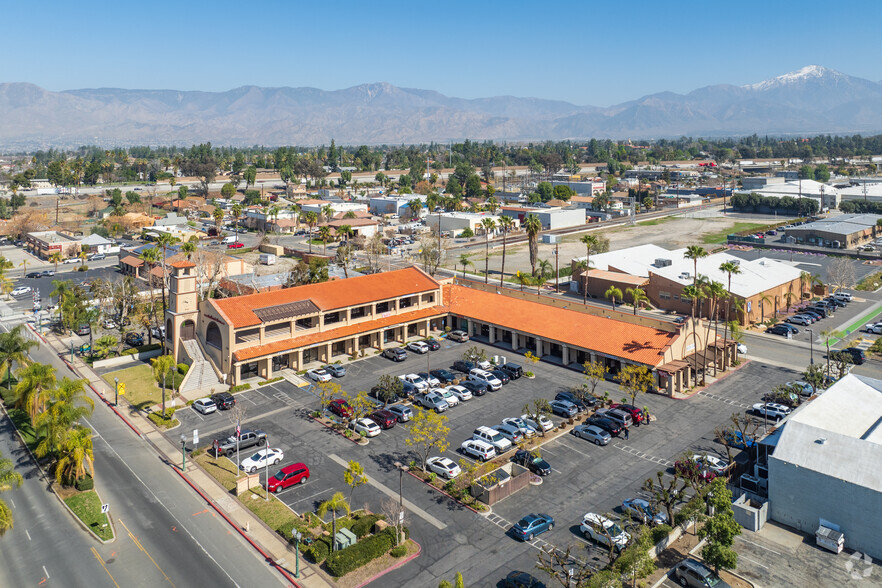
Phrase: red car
[
  {"left": 266, "top": 463, "right": 310, "bottom": 493},
  {"left": 227, "top": 242, "right": 244, "bottom": 249},
  {"left": 368, "top": 409, "right": 397, "bottom": 430},
  {"left": 610, "top": 403, "right": 644, "bottom": 425},
  {"left": 329, "top": 398, "right": 353, "bottom": 418}
]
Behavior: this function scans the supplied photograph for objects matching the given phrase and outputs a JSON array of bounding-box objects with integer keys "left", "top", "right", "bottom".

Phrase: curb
[
  {"left": 404, "top": 469, "right": 479, "bottom": 514},
  {"left": 353, "top": 539, "right": 421, "bottom": 588},
  {"left": 56, "top": 487, "right": 117, "bottom": 544},
  {"left": 307, "top": 414, "right": 365, "bottom": 445},
  {"left": 669, "top": 359, "right": 752, "bottom": 401}
]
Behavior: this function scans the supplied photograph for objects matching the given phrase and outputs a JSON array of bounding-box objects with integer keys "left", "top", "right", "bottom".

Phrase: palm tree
[
  {"left": 268, "top": 205, "right": 280, "bottom": 232},
  {"left": 481, "top": 217, "right": 496, "bottom": 284},
  {"left": 48, "top": 251, "right": 63, "bottom": 273},
  {"left": 579, "top": 234, "right": 600, "bottom": 304},
  {"left": 718, "top": 261, "right": 742, "bottom": 349},
  {"left": 231, "top": 204, "right": 243, "bottom": 240},
  {"left": 683, "top": 283, "right": 706, "bottom": 385},
  {"left": 155, "top": 233, "right": 180, "bottom": 314},
  {"left": 485, "top": 196, "right": 499, "bottom": 214},
  {"left": 759, "top": 294, "right": 773, "bottom": 324},
  {"left": 458, "top": 254, "right": 472, "bottom": 279},
  {"left": 54, "top": 426, "right": 94, "bottom": 485},
  {"left": 626, "top": 287, "right": 649, "bottom": 315},
  {"left": 180, "top": 239, "right": 197, "bottom": 260},
  {"left": 407, "top": 199, "right": 422, "bottom": 220},
  {"left": 212, "top": 207, "right": 225, "bottom": 233},
  {"left": 322, "top": 204, "right": 335, "bottom": 223},
  {"left": 535, "top": 273, "right": 547, "bottom": 297},
  {"left": 0, "top": 325, "right": 37, "bottom": 387},
  {"left": 684, "top": 246, "right": 708, "bottom": 384},
  {"left": 13, "top": 363, "right": 57, "bottom": 422},
  {"left": 820, "top": 328, "right": 841, "bottom": 381},
  {"left": 35, "top": 378, "right": 93, "bottom": 460},
  {"left": 523, "top": 214, "right": 542, "bottom": 277},
  {"left": 604, "top": 286, "right": 623, "bottom": 310},
  {"left": 318, "top": 225, "right": 332, "bottom": 256},
  {"left": 703, "top": 281, "right": 727, "bottom": 376},
  {"left": 303, "top": 211, "right": 319, "bottom": 253},
  {"left": 317, "top": 492, "right": 350, "bottom": 552},
  {"left": 152, "top": 354, "right": 176, "bottom": 417},
  {"left": 0, "top": 453, "right": 23, "bottom": 536},
  {"left": 515, "top": 271, "right": 530, "bottom": 291},
  {"left": 498, "top": 216, "right": 515, "bottom": 286},
  {"left": 78, "top": 250, "right": 88, "bottom": 266}
]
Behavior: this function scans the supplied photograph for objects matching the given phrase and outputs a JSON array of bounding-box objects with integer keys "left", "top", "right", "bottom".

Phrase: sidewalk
[{"left": 40, "top": 327, "right": 332, "bottom": 588}]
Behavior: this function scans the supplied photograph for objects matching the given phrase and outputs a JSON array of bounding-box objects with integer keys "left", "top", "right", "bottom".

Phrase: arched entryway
[
  {"left": 206, "top": 321, "right": 222, "bottom": 349},
  {"left": 181, "top": 319, "right": 195, "bottom": 341}
]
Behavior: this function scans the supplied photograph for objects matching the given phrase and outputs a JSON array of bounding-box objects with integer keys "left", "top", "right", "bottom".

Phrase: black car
[
  {"left": 26, "top": 271, "right": 41, "bottom": 278},
  {"left": 490, "top": 369, "right": 510, "bottom": 385},
  {"left": 124, "top": 332, "right": 144, "bottom": 347},
  {"left": 382, "top": 347, "right": 407, "bottom": 362},
  {"left": 500, "top": 363, "right": 523, "bottom": 379},
  {"left": 799, "top": 309, "right": 823, "bottom": 321},
  {"left": 555, "top": 391, "right": 594, "bottom": 411},
  {"left": 504, "top": 571, "right": 546, "bottom": 588},
  {"left": 768, "top": 324, "right": 798, "bottom": 336},
  {"left": 513, "top": 449, "right": 551, "bottom": 476},
  {"left": 423, "top": 339, "right": 441, "bottom": 351},
  {"left": 452, "top": 360, "right": 475, "bottom": 373},
  {"left": 824, "top": 297, "right": 846, "bottom": 308},
  {"left": 211, "top": 391, "right": 236, "bottom": 410},
  {"left": 585, "top": 416, "right": 623, "bottom": 436},
  {"left": 806, "top": 305, "right": 830, "bottom": 318},
  {"left": 459, "top": 380, "right": 487, "bottom": 396},
  {"left": 430, "top": 369, "right": 457, "bottom": 384},
  {"left": 839, "top": 347, "right": 866, "bottom": 365}
]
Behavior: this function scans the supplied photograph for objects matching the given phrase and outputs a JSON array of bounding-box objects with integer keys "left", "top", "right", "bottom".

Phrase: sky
[{"left": 5, "top": 0, "right": 882, "bottom": 106}]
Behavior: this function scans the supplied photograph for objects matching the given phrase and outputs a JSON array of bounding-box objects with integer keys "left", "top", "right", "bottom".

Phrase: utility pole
[{"left": 55, "top": 199, "right": 60, "bottom": 224}]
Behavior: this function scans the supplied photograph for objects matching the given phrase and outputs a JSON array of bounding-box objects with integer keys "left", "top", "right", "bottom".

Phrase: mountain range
[{"left": 3, "top": 65, "right": 882, "bottom": 148}]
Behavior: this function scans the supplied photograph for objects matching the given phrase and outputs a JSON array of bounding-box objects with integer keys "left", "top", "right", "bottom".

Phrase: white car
[
  {"left": 426, "top": 456, "right": 461, "bottom": 479},
  {"left": 736, "top": 343, "right": 747, "bottom": 354},
  {"left": 11, "top": 286, "right": 31, "bottom": 297},
  {"left": 349, "top": 418, "right": 381, "bottom": 437},
  {"left": 752, "top": 402, "right": 792, "bottom": 421},
  {"left": 686, "top": 454, "right": 730, "bottom": 476},
  {"left": 63, "top": 258, "right": 77, "bottom": 264},
  {"left": 445, "top": 385, "right": 473, "bottom": 402},
  {"left": 192, "top": 398, "right": 217, "bottom": 415},
  {"left": 461, "top": 439, "right": 496, "bottom": 461},
  {"left": 103, "top": 319, "right": 117, "bottom": 330},
  {"left": 240, "top": 447, "right": 284, "bottom": 474},
  {"left": 521, "top": 413, "right": 554, "bottom": 432},
  {"left": 502, "top": 417, "right": 537, "bottom": 438},
  {"left": 468, "top": 369, "right": 502, "bottom": 391},
  {"left": 407, "top": 341, "right": 429, "bottom": 354},
  {"left": 865, "top": 322, "right": 882, "bottom": 334},
  {"left": 580, "top": 513, "right": 631, "bottom": 551},
  {"left": 438, "top": 388, "right": 460, "bottom": 407},
  {"left": 307, "top": 368, "right": 331, "bottom": 382},
  {"left": 419, "top": 372, "right": 441, "bottom": 388},
  {"left": 399, "top": 374, "right": 428, "bottom": 391}
]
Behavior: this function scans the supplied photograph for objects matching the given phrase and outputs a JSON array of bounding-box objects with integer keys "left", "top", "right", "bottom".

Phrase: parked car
[
  {"left": 786, "top": 315, "right": 811, "bottom": 326},
  {"left": 423, "top": 339, "right": 441, "bottom": 351},
  {"left": 150, "top": 326, "right": 166, "bottom": 340},
  {"left": 307, "top": 368, "right": 332, "bottom": 382},
  {"left": 103, "top": 319, "right": 117, "bottom": 330},
  {"left": 585, "top": 416, "right": 623, "bottom": 437},
  {"left": 452, "top": 360, "right": 475, "bottom": 373},
  {"left": 500, "top": 363, "right": 523, "bottom": 379},
  {"left": 502, "top": 417, "right": 537, "bottom": 438},
  {"left": 622, "top": 498, "right": 668, "bottom": 526},
  {"left": 751, "top": 402, "right": 792, "bottom": 421},
  {"left": 368, "top": 409, "right": 397, "bottom": 429},
  {"left": 417, "top": 372, "right": 441, "bottom": 388},
  {"left": 489, "top": 369, "right": 511, "bottom": 385},
  {"left": 580, "top": 513, "right": 630, "bottom": 551},
  {"left": 124, "top": 332, "right": 144, "bottom": 347},
  {"left": 89, "top": 253, "right": 106, "bottom": 261},
  {"left": 240, "top": 447, "right": 284, "bottom": 473},
  {"left": 40, "top": 270, "right": 55, "bottom": 277},
  {"left": 833, "top": 292, "right": 853, "bottom": 302},
  {"left": 426, "top": 456, "right": 461, "bottom": 479},
  {"left": 382, "top": 347, "right": 407, "bottom": 361},
  {"left": 387, "top": 404, "right": 412, "bottom": 422},
  {"left": 548, "top": 399, "right": 578, "bottom": 418},
  {"left": 609, "top": 403, "right": 645, "bottom": 424},
  {"left": 736, "top": 342, "right": 747, "bottom": 354},
  {"left": 192, "top": 398, "right": 217, "bottom": 415},
  {"left": 468, "top": 368, "right": 502, "bottom": 391},
  {"left": 824, "top": 297, "right": 847, "bottom": 308},
  {"left": 399, "top": 373, "right": 429, "bottom": 391},
  {"left": 504, "top": 571, "right": 546, "bottom": 588},
  {"left": 227, "top": 242, "right": 244, "bottom": 249},
  {"left": 676, "top": 454, "right": 729, "bottom": 481},
  {"left": 673, "top": 558, "right": 732, "bottom": 588},
  {"left": 511, "top": 513, "right": 554, "bottom": 542},
  {"left": 594, "top": 408, "right": 633, "bottom": 429},
  {"left": 512, "top": 449, "right": 551, "bottom": 476},
  {"left": 572, "top": 424, "right": 611, "bottom": 445},
  {"left": 521, "top": 413, "right": 553, "bottom": 432},
  {"left": 211, "top": 391, "right": 236, "bottom": 410},
  {"left": 785, "top": 380, "right": 816, "bottom": 396},
  {"left": 415, "top": 392, "right": 449, "bottom": 412},
  {"left": 349, "top": 418, "right": 381, "bottom": 437},
  {"left": 493, "top": 423, "right": 524, "bottom": 444},
  {"left": 329, "top": 398, "right": 353, "bottom": 418},
  {"left": 767, "top": 323, "right": 798, "bottom": 336},
  {"left": 839, "top": 347, "right": 866, "bottom": 365},
  {"left": 76, "top": 324, "right": 91, "bottom": 335},
  {"left": 444, "top": 385, "right": 473, "bottom": 402},
  {"left": 323, "top": 364, "right": 346, "bottom": 378},
  {"left": 448, "top": 330, "right": 469, "bottom": 342},
  {"left": 865, "top": 322, "right": 882, "bottom": 334},
  {"left": 407, "top": 340, "right": 429, "bottom": 354},
  {"left": 11, "top": 286, "right": 32, "bottom": 297},
  {"left": 719, "top": 430, "right": 757, "bottom": 450},
  {"left": 211, "top": 429, "right": 267, "bottom": 458},
  {"left": 266, "top": 463, "right": 310, "bottom": 493},
  {"left": 429, "top": 369, "right": 457, "bottom": 384},
  {"left": 555, "top": 391, "right": 594, "bottom": 411},
  {"left": 459, "top": 380, "right": 487, "bottom": 396},
  {"left": 438, "top": 388, "right": 460, "bottom": 407},
  {"left": 25, "top": 271, "right": 42, "bottom": 278},
  {"left": 461, "top": 439, "right": 495, "bottom": 461},
  {"left": 473, "top": 425, "right": 512, "bottom": 453},
  {"left": 806, "top": 305, "right": 830, "bottom": 318}
]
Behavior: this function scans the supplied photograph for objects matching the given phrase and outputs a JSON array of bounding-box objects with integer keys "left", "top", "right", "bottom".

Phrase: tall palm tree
[
  {"left": 523, "top": 214, "right": 542, "bottom": 277},
  {"left": 54, "top": 426, "right": 94, "bottom": 485},
  {"left": 407, "top": 199, "right": 422, "bottom": 220},
  {"left": 212, "top": 207, "right": 225, "bottom": 233},
  {"left": 13, "top": 363, "right": 57, "bottom": 422},
  {"left": 180, "top": 239, "right": 197, "bottom": 260},
  {"left": 35, "top": 378, "right": 93, "bottom": 460},
  {"left": 0, "top": 453, "right": 23, "bottom": 536},
  {"left": 626, "top": 287, "right": 649, "bottom": 315},
  {"left": 579, "top": 234, "right": 600, "bottom": 304},
  {"left": 48, "top": 252, "right": 63, "bottom": 273},
  {"left": 684, "top": 246, "right": 708, "bottom": 384},
  {"left": 604, "top": 286, "right": 623, "bottom": 310},
  {"left": 759, "top": 294, "right": 773, "bottom": 324},
  {"left": 485, "top": 196, "right": 499, "bottom": 214},
  {"left": 703, "top": 281, "right": 727, "bottom": 376},
  {"left": 231, "top": 204, "right": 243, "bottom": 240},
  {"left": 303, "top": 211, "right": 319, "bottom": 253},
  {"left": 498, "top": 216, "right": 515, "bottom": 286},
  {"left": 155, "top": 233, "right": 180, "bottom": 314},
  {"left": 318, "top": 225, "right": 332, "bottom": 256},
  {"left": 317, "top": 492, "right": 350, "bottom": 552},
  {"left": 322, "top": 204, "right": 335, "bottom": 223},
  {"left": 78, "top": 250, "right": 88, "bottom": 266},
  {"left": 458, "top": 254, "right": 472, "bottom": 279},
  {"left": 718, "top": 261, "right": 742, "bottom": 352},
  {"left": 481, "top": 217, "right": 496, "bottom": 284},
  {"left": 0, "top": 325, "right": 37, "bottom": 387},
  {"left": 535, "top": 273, "right": 547, "bottom": 297}
]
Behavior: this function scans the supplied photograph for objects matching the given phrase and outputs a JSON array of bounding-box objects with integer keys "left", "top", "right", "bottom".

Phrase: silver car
[
  {"left": 502, "top": 417, "right": 536, "bottom": 438},
  {"left": 572, "top": 424, "right": 610, "bottom": 445}
]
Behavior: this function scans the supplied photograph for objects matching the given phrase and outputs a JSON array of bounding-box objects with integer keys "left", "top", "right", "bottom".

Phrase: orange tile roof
[
  {"left": 170, "top": 260, "right": 195, "bottom": 268},
  {"left": 120, "top": 255, "right": 144, "bottom": 267},
  {"left": 445, "top": 285, "right": 676, "bottom": 366},
  {"left": 211, "top": 266, "right": 440, "bottom": 328},
  {"left": 234, "top": 305, "right": 446, "bottom": 361}
]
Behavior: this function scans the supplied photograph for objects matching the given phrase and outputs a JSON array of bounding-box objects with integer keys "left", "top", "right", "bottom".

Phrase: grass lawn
[
  {"left": 702, "top": 221, "right": 775, "bottom": 244},
  {"left": 856, "top": 269, "right": 882, "bottom": 291},
  {"left": 240, "top": 488, "right": 299, "bottom": 532},
  {"left": 637, "top": 216, "right": 675, "bottom": 227},
  {"left": 195, "top": 452, "right": 239, "bottom": 492},
  {"left": 104, "top": 363, "right": 166, "bottom": 410},
  {"left": 64, "top": 490, "right": 114, "bottom": 541}
]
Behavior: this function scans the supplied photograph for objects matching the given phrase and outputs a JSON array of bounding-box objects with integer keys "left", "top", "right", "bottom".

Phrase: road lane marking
[
  {"left": 327, "top": 454, "right": 447, "bottom": 530},
  {"left": 285, "top": 488, "right": 333, "bottom": 507},
  {"left": 9, "top": 499, "right": 14, "bottom": 508},
  {"left": 42, "top": 565, "right": 49, "bottom": 579},
  {"left": 119, "top": 518, "right": 176, "bottom": 587},
  {"left": 25, "top": 529, "right": 31, "bottom": 540},
  {"left": 91, "top": 547, "right": 121, "bottom": 588}
]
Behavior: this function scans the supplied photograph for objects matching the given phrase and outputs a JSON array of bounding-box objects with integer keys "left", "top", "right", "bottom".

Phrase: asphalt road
[{"left": 0, "top": 319, "right": 287, "bottom": 588}]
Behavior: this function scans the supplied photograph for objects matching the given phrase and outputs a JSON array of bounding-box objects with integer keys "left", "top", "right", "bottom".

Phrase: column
[
  {"left": 488, "top": 326, "right": 496, "bottom": 344},
  {"left": 377, "top": 332, "right": 385, "bottom": 351},
  {"left": 323, "top": 343, "right": 331, "bottom": 362},
  {"left": 561, "top": 345, "right": 569, "bottom": 365},
  {"left": 258, "top": 358, "right": 269, "bottom": 379},
  {"left": 234, "top": 364, "right": 242, "bottom": 385},
  {"left": 511, "top": 332, "right": 519, "bottom": 350},
  {"left": 536, "top": 338, "right": 543, "bottom": 357}
]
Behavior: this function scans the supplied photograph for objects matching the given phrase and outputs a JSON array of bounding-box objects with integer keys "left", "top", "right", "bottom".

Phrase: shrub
[
  {"left": 121, "top": 343, "right": 162, "bottom": 356},
  {"left": 651, "top": 524, "right": 673, "bottom": 544},
  {"left": 148, "top": 408, "right": 178, "bottom": 428},
  {"left": 229, "top": 383, "right": 251, "bottom": 393},
  {"left": 75, "top": 475, "right": 94, "bottom": 491},
  {"left": 177, "top": 363, "right": 189, "bottom": 375},
  {"left": 351, "top": 514, "right": 382, "bottom": 539},
  {"left": 390, "top": 545, "right": 406, "bottom": 558},
  {"left": 306, "top": 537, "right": 331, "bottom": 563},
  {"left": 325, "top": 531, "right": 393, "bottom": 577}
]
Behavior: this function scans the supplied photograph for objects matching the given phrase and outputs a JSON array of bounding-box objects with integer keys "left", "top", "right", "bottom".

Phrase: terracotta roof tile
[
  {"left": 445, "top": 285, "right": 676, "bottom": 366},
  {"left": 120, "top": 255, "right": 144, "bottom": 267},
  {"left": 170, "top": 260, "right": 195, "bottom": 268},
  {"left": 211, "top": 266, "right": 440, "bottom": 328}
]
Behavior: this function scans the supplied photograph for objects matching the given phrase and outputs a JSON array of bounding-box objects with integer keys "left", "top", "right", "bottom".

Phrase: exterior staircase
[{"left": 180, "top": 339, "right": 226, "bottom": 396}]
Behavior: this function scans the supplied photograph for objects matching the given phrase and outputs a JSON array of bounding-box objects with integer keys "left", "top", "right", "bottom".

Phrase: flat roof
[
  {"left": 786, "top": 213, "right": 881, "bottom": 236},
  {"left": 650, "top": 253, "right": 802, "bottom": 298}
]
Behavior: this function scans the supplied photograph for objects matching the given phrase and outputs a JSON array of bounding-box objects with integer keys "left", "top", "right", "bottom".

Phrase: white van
[
  {"left": 222, "top": 236, "right": 236, "bottom": 244},
  {"left": 468, "top": 369, "right": 502, "bottom": 391}
]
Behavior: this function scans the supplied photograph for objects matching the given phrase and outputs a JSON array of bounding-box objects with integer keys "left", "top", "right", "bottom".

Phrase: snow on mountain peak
[{"left": 744, "top": 65, "right": 844, "bottom": 90}]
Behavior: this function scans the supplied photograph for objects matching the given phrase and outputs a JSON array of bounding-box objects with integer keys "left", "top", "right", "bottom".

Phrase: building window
[
  {"left": 350, "top": 306, "right": 366, "bottom": 319},
  {"left": 295, "top": 317, "right": 314, "bottom": 331},
  {"left": 324, "top": 312, "right": 340, "bottom": 325},
  {"left": 399, "top": 296, "right": 413, "bottom": 309},
  {"left": 376, "top": 301, "right": 390, "bottom": 314},
  {"left": 235, "top": 328, "right": 260, "bottom": 344},
  {"left": 265, "top": 322, "right": 291, "bottom": 339},
  {"left": 423, "top": 293, "right": 435, "bottom": 304},
  {"left": 659, "top": 291, "right": 671, "bottom": 300}
]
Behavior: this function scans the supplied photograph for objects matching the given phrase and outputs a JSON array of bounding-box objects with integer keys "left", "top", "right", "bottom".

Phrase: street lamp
[
  {"left": 393, "top": 461, "right": 408, "bottom": 541},
  {"left": 292, "top": 529, "right": 302, "bottom": 578},
  {"left": 114, "top": 377, "right": 119, "bottom": 406},
  {"left": 807, "top": 329, "right": 814, "bottom": 365},
  {"left": 180, "top": 433, "right": 187, "bottom": 471}
]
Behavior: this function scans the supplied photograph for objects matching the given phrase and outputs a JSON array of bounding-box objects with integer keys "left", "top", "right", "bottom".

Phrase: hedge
[
  {"left": 148, "top": 408, "right": 178, "bottom": 428},
  {"left": 651, "top": 524, "right": 672, "bottom": 544},
  {"left": 351, "top": 514, "right": 382, "bottom": 539},
  {"left": 390, "top": 545, "right": 406, "bottom": 558},
  {"left": 121, "top": 343, "right": 162, "bottom": 356},
  {"left": 74, "top": 475, "right": 95, "bottom": 491},
  {"left": 325, "top": 531, "right": 394, "bottom": 577},
  {"left": 306, "top": 537, "right": 331, "bottom": 563},
  {"left": 177, "top": 363, "right": 189, "bottom": 375},
  {"left": 229, "top": 383, "right": 251, "bottom": 393}
]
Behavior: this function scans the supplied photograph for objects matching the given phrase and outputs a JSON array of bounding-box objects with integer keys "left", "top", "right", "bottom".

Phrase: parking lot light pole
[
  {"left": 264, "top": 435, "right": 269, "bottom": 502},
  {"left": 180, "top": 433, "right": 186, "bottom": 471},
  {"left": 807, "top": 329, "right": 814, "bottom": 365},
  {"left": 292, "top": 529, "right": 302, "bottom": 578},
  {"left": 114, "top": 377, "right": 119, "bottom": 406},
  {"left": 394, "top": 461, "right": 403, "bottom": 510}
]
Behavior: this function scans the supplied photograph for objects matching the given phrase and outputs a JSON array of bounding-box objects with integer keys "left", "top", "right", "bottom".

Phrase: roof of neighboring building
[
  {"left": 79, "top": 233, "right": 113, "bottom": 246},
  {"left": 582, "top": 269, "right": 649, "bottom": 286},
  {"left": 27, "top": 230, "right": 79, "bottom": 244},
  {"left": 771, "top": 374, "right": 882, "bottom": 491},
  {"left": 577, "top": 244, "right": 686, "bottom": 277},
  {"left": 740, "top": 179, "right": 837, "bottom": 197},
  {"left": 209, "top": 266, "right": 440, "bottom": 328},
  {"left": 170, "top": 260, "right": 195, "bottom": 268},
  {"left": 120, "top": 255, "right": 144, "bottom": 267},
  {"left": 445, "top": 284, "right": 676, "bottom": 366},
  {"left": 332, "top": 210, "right": 374, "bottom": 220},
  {"left": 326, "top": 218, "right": 380, "bottom": 228},
  {"left": 785, "top": 213, "right": 881, "bottom": 236},
  {"left": 650, "top": 252, "right": 802, "bottom": 298}
]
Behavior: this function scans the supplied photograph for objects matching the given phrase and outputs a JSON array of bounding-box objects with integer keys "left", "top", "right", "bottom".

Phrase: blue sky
[{"left": 6, "top": 0, "right": 881, "bottom": 106}]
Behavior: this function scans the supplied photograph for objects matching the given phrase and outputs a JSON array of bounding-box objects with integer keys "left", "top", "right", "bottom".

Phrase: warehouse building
[
  {"left": 783, "top": 214, "right": 882, "bottom": 249},
  {"left": 499, "top": 206, "right": 586, "bottom": 230}
]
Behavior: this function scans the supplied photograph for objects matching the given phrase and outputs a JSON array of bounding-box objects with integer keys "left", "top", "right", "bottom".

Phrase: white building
[
  {"left": 79, "top": 233, "right": 119, "bottom": 256},
  {"left": 500, "top": 206, "right": 586, "bottom": 231},
  {"left": 736, "top": 179, "right": 840, "bottom": 210},
  {"left": 426, "top": 212, "right": 502, "bottom": 236}
]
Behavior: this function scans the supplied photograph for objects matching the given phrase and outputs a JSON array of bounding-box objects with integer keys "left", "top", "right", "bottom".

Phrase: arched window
[{"left": 206, "top": 321, "right": 222, "bottom": 349}]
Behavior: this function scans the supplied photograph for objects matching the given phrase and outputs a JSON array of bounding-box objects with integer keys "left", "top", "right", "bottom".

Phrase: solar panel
[{"left": 253, "top": 299, "right": 319, "bottom": 322}]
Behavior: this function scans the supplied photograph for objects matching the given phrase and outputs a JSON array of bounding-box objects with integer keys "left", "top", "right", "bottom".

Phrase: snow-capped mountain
[{"left": 2, "top": 66, "right": 882, "bottom": 148}]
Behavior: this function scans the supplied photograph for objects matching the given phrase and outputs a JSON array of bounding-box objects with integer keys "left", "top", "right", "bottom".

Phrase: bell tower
[{"left": 166, "top": 260, "right": 199, "bottom": 362}]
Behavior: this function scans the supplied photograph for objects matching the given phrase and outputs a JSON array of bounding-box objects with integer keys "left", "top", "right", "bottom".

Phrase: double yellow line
[
  {"left": 91, "top": 520, "right": 175, "bottom": 588},
  {"left": 90, "top": 547, "right": 119, "bottom": 588}
]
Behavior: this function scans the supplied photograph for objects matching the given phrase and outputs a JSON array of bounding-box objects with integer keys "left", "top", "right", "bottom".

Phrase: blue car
[
  {"left": 511, "top": 513, "right": 554, "bottom": 541},
  {"left": 721, "top": 430, "right": 757, "bottom": 450}
]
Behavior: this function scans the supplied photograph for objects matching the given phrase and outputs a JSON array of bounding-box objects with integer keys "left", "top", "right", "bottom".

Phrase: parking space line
[
  {"left": 327, "top": 454, "right": 447, "bottom": 530},
  {"left": 738, "top": 536, "right": 783, "bottom": 556},
  {"left": 240, "top": 393, "right": 258, "bottom": 405},
  {"left": 285, "top": 488, "right": 334, "bottom": 507},
  {"left": 738, "top": 554, "right": 770, "bottom": 569},
  {"left": 252, "top": 387, "right": 271, "bottom": 400}
]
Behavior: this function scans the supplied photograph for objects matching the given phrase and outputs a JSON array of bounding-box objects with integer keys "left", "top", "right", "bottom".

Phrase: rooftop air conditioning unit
[
  {"left": 680, "top": 271, "right": 691, "bottom": 280},
  {"left": 731, "top": 259, "right": 740, "bottom": 266},
  {"left": 740, "top": 474, "right": 759, "bottom": 493},
  {"left": 655, "top": 258, "right": 672, "bottom": 267}
]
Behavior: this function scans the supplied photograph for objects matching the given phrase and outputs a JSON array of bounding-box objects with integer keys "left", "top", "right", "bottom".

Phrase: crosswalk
[
  {"left": 482, "top": 512, "right": 562, "bottom": 556},
  {"left": 616, "top": 444, "right": 674, "bottom": 467},
  {"left": 697, "top": 390, "right": 751, "bottom": 409}
]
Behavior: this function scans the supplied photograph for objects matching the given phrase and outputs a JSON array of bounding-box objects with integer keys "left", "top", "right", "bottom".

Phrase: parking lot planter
[{"left": 306, "top": 412, "right": 365, "bottom": 445}]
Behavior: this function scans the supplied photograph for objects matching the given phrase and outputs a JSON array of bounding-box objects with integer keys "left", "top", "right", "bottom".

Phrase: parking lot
[{"left": 163, "top": 338, "right": 811, "bottom": 586}]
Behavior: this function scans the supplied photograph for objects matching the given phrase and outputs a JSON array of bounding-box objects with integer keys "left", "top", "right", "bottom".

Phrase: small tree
[
  {"left": 581, "top": 360, "right": 608, "bottom": 400},
  {"left": 700, "top": 478, "right": 741, "bottom": 574},
  {"left": 375, "top": 374, "right": 403, "bottom": 407},
  {"left": 676, "top": 491, "right": 708, "bottom": 536},
  {"left": 642, "top": 471, "right": 687, "bottom": 528},
  {"left": 535, "top": 543, "right": 600, "bottom": 588},
  {"left": 315, "top": 380, "right": 342, "bottom": 413},
  {"left": 317, "top": 492, "right": 351, "bottom": 552},
  {"left": 614, "top": 526, "right": 655, "bottom": 588},
  {"left": 676, "top": 451, "right": 711, "bottom": 494},
  {"left": 405, "top": 408, "right": 450, "bottom": 470},
  {"left": 802, "top": 363, "right": 826, "bottom": 396},
  {"left": 346, "top": 389, "right": 374, "bottom": 420},
  {"left": 605, "top": 285, "right": 623, "bottom": 310},
  {"left": 343, "top": 460, "right": 367, "bottom": 503},
  {"left": 462, "top": 346, "right": 488, "bottom": 365},
  {"left": 617, "top": 364, "right": 653, "bottom": 406},
  {"left": 523, "top": 398, "right": 552, "bottom": 436}
]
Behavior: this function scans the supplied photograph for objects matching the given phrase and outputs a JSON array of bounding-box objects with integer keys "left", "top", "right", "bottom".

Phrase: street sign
[
  {"left": 101, "top": 503, "right": 109, "bottom": 514},
  {"left": 193, "top": 429, "right": 199, "bottom": 445},
  {"left": 118, "top": 383, "right": 126, "bottom": 396}
]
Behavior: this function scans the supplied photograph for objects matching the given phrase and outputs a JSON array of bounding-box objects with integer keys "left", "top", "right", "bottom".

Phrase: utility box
[
  {"left": 259, "top": 254, "right": 276, "bottom": 266},
  {"left": 816, "top": 525, "right": 844, "bottom": 554},
  {"left": 334, "top": 528, "right": 356, "bottom": 550}
]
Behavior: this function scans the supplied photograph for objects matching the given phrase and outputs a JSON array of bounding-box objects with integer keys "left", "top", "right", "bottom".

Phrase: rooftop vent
[
  {"left": 655, "top": 258, "right": 672, "bottom": 267},
  {"left": 679, "top": 271, "right": 691, "bottom": 280},
  {"left": 816, "top": 438, "right": 827, "bottom": 445}
]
